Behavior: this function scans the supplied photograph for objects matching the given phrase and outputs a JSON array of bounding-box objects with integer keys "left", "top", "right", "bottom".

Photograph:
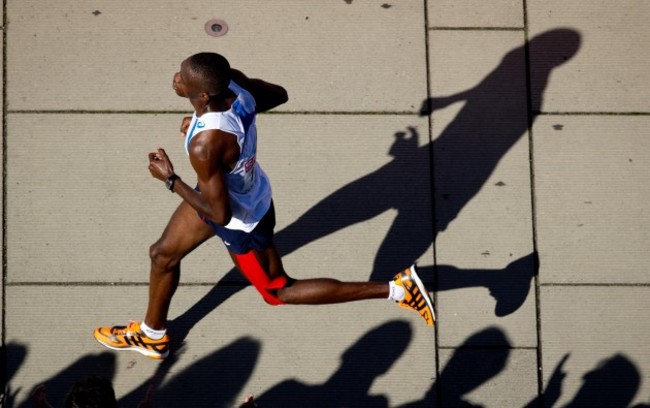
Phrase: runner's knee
[
  {"left": 243, "top": 274, "right": 291, "bottom": 306},
  {"left": 235, "top": 251, "right": 293, "bottom": 305},
  {"left": 261, "top": 277, "right": 295, "bottom": 305},
  {"left": 274, "top": 282, "right": 297, "bottom": 305},
  {"left": 149, "top": 241, "right": 180, "bottom": 271}
]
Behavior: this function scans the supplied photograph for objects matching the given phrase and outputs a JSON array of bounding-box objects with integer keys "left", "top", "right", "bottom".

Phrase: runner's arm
[
  {"left": 230, "top": 68, "right": 288, "bottom": 113},
  {"left": 148, "top": 134, "right": 232, "bottom": 226},
  {"left": 183, "top": 132, "right": 232, "bottom": 225}
]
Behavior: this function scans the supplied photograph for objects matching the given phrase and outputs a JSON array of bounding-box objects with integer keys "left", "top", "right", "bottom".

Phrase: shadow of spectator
[
  {"left": 118, "top": 336, "right": 260, "bottom": 408},
  {"left": 524, "top": 354, "right": 570, "bottom": 408},
  {"left": 525, "top": 353, "right": 645, "bottom": 408},
  {"left": 398, "top": 326, "right": 511, "bottom": 407},
  {"left": 255, "top": 320, "right": 412, "bottom": 407},
  {"left": 15, "top": 352, "right": 116, "bottom": 408},
  {"left": 632, "top": 399, "right": 650, "bottom": 408},
  {"left": 563, "top": 354, "right": 641, "bottom": 408},
  {"left": 1, "top": 342, "right": 28, "bottom": 408}
]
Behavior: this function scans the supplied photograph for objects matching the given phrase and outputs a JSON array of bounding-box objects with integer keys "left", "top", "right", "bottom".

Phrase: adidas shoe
[
  {"left": 393, "top": 265, "right": 436, "bottom": 326},
  {"left": 93, "top": 321, "right": 169, "bottom": 360}
]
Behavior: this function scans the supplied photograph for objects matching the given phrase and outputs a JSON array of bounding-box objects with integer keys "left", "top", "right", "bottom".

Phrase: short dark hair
[
  {"left": 64, "top": 376, "right": 117, "bottom": 408},
  {"left": 186, "top": 52, "right": 232, "bottom": 96}
]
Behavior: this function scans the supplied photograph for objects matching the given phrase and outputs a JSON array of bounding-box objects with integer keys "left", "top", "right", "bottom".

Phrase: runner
[{"left": 93, "top": 52, "right": 434, "bottom": 360}]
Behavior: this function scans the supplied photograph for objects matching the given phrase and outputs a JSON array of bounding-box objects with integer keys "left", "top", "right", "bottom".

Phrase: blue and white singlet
[{"left": 184, "top": 80, "right": 272, "bottom": 232}]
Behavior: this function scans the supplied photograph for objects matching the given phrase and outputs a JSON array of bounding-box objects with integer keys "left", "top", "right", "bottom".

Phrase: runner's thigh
[{"left": 155, "top": 201, "right": 215, "bottom": 257}]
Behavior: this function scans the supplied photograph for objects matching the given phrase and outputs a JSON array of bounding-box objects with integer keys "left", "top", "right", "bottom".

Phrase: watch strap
[{"left": 166, "top": 174, "right": 180, "bottom": 192}]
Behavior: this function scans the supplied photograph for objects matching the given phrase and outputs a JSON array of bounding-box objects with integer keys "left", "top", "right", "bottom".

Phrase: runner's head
[{"left": 173, "top": 52, "right": 231, "bottom": 100}]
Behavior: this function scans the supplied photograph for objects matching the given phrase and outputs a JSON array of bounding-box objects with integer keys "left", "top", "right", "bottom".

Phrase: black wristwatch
[{"left": 165, "top": 174, "right": 180, "bottom": 192}]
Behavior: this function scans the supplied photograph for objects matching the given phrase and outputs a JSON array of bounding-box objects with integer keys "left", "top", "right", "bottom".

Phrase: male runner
[{"left": 93, "top": 52, "right": 434, "bottom": 360}]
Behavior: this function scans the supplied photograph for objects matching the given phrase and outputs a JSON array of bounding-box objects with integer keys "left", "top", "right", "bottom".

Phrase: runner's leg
[
  {"left": 230, "top": 242, "right": 389, "bottom": 305},
  {"left": 145, "top": 201, "right": 215, "bottom": 329}
]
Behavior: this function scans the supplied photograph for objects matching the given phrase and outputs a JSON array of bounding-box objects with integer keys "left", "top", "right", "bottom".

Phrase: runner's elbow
[
  {"left": 211, "top": 209, "right": 232, "bottom": 226},
  {"left": 277, "top": 88, "right": 289, "bottom": 105},
  {"left": 200, "top": 204, "right": 232, "bottom": 226}
]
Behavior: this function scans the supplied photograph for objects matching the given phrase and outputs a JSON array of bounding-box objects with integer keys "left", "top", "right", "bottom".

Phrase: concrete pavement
[{"left": 2, "top": 1, "right": 649, "bottom": 407}]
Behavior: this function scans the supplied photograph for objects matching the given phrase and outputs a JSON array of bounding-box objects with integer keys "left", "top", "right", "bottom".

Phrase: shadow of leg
[
  {"left": 166, "top": 268, "right": 248, "bottom": 354},
  {"left": 436, "top": 252, "right": 538, "bottom": 317}
]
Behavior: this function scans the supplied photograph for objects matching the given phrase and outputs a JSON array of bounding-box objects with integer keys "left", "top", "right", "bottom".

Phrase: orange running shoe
[
  {"left": 93, "top": 321, "right": 169, "bottom": 360},
  {"left": 393, "top": 265, "right": 436, "bottom": 326}
]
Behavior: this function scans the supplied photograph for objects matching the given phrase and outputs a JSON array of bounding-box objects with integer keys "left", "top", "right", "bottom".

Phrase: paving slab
[
  {"left": 427, "top": 30, "right": 536, "bottom": 348},
  {"left": 427, "top": 0, "right": 524, "bottom": 28},
  {"left": 5, "top": 113, "right": 191, "bottom": 283},
  {"left": 6, "top": 285, "right": 435, "bottom": 407},
  {"left": 533, "top": 115, "right": 650, "bottom": 284},
  {"left": 528, "top": 0, "right": 650, "bottom": 112},
  {"left": 6, "top": 113, "right": 431, "bottom": 283},
  {"left": 7, "top": 0, "right": 427, "bottom": 113},
  {"left": 540, "top": 286, "right": 650, "bottom": 407}
]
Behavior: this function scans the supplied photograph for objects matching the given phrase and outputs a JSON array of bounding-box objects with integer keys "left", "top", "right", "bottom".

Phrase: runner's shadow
[
  {"left": 275, "top": 29, "right": 579, "bottom": 294},
  {"left": 255, "top": 320, "right": 411, "bottom": 407},
  {"left": 169, "top": 28, "right": 581, "bottom": 347},
  {"left": 166, "top": 277, "right": 244, "bottom": 353},
  {"left": 436, "top": 251, "right": 538, "bottom": 317}
]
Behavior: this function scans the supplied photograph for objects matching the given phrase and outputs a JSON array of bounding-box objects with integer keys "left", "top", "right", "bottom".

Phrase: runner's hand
[
  {"left": 180, "top": 116, "right": 192, "bottom": 137},
  {"left": 148, "top": 148, "right": 175, "bottom": 181}
]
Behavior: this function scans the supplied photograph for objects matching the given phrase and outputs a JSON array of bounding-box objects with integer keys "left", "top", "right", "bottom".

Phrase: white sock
[
  {"left": 140, "top": 321, "right": 166, "bottom": 340},
  {"left": 388, "top": 281, "right": 405, "bottom": 302}
]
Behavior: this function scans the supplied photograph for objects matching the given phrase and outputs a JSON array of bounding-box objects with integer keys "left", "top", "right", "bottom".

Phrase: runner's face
[{"left": 172, "top": 60, "right": 198, "bottom": 98}]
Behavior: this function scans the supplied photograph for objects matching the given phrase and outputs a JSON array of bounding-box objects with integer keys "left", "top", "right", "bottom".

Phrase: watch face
[{"left": 166, "top": 175, "right": 178, "bottom": 191}]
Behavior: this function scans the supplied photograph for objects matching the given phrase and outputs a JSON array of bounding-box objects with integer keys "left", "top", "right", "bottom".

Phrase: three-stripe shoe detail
[
  {"left": 93, "top": 321, "right": 169, "bottom": 360},
  {"left": 393, "top": 265, "right": 436, "bottom": 326}
]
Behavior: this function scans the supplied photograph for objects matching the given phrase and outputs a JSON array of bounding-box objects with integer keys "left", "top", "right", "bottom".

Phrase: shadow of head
[
  {"left": 144, "top": 337, "right": 261, "bottom": 408},
  {"left": 340, "top": 320, "right": 413, "bottom": 378},
  {"left": 566, "top": 354, "right": 641, "bottom": 408},
  {"left": 528, "top": 28, "right": 582, "bottom": 66},
  {"left": 528, "top": 28, "right": 582, "bottom": 108},
  {"left": 16, "top": 352, "right": 116, "bottom": 408},
  {"left": 439, "top": 327, "right": 511, "bottom": 399}
]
